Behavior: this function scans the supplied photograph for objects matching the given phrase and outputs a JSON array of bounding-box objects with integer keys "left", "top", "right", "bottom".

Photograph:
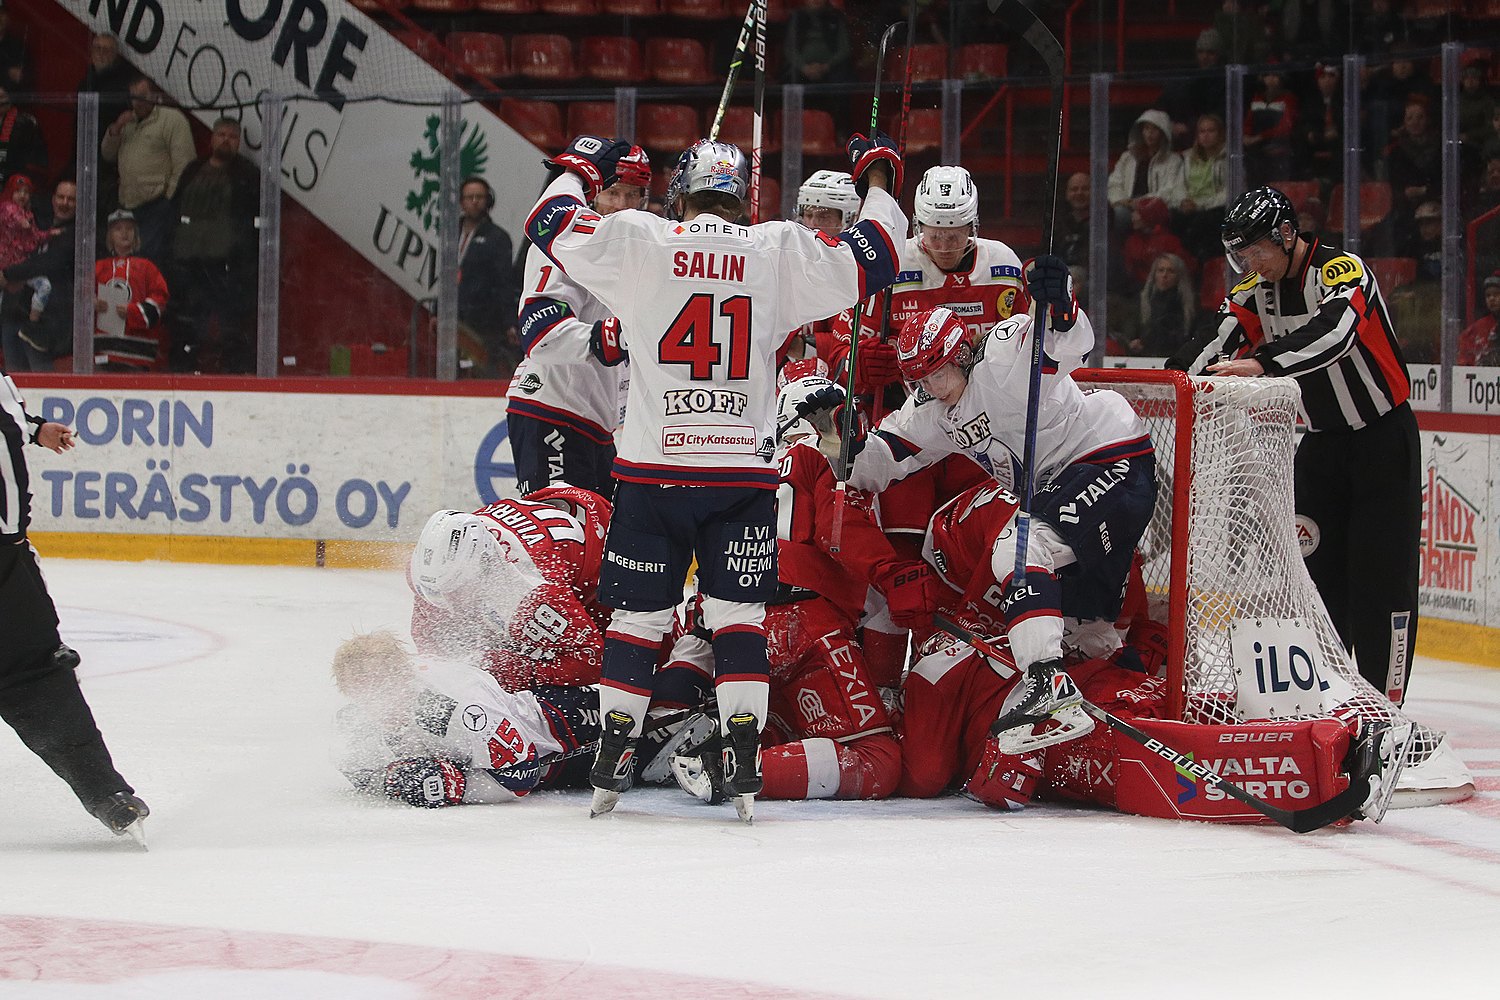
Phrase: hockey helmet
[
  {"left": 617, "top": 144, "right": 651, "bottom": 189},
  {"left": 914, "top": 165, "right": 980, "bottom": 232},
  {"left": 796, "top": 169, "right": 860, "bottom": 229},
  {"left": 776, "top": 356, "right": 831, "bottom": 391},
  {"left": 898, "top": 306, "right": 972, "bottom": 383},
  {"left": 776, "top": 372, "right": 845, "bottom": 444},
  {"left": 1221, "top": 185, "right": 1298, "bottom": 273},
  {"left": 410, "top": 510, "right": 503, "bottom": 611},
  {"left": 668, "top": 139, "right": 750, "bottom": 210}
]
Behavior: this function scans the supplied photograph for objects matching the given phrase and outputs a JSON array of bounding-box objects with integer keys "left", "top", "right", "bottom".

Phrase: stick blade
[{"left": 987, "top": 1, "right": 1064, "bottom": 77}]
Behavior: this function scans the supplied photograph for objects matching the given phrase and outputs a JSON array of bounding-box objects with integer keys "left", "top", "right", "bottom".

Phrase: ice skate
[
  {"left": 721, "top": 712, "right": 762, "bottom": 824},
  {"left": 989, "top": 658, "right": 1094, "bottom": 754},
  {"left": 641, "top": 711, "right": 719, "bottom": 786},
  {"left": 588, "top": 709, "right": 638, "bottom": 818},
  {"left": 666, "top": 713, "right": 726, "bottom": 804},
  {"left": 92, "top": 791, "right": 149, "bottom": 849},
  {"left": 1350, "top": 718, "right": 1415, "bottom": 823}
]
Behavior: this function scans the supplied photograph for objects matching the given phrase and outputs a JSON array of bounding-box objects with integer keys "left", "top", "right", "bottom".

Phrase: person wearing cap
[
  {"left": 1169, "top": 185, "right": 1420, "bottom": 706},
  {"left": 100, "top": 73, "right": 194, "bottom": 264},
  {"left": 93, "top": 208, "right": 169, "bottom": 371},
  {"left": 1160, "top": 29, "right": 1228, "bottom": 149},
  {"left": 1459, "top": 273, "right": 1500, "bottom": 366}
]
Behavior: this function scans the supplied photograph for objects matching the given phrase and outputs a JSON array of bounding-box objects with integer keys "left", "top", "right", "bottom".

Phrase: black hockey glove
[
  {"left": 545, "top": 135, "right": 632, "bottom": 201},
  {"left": 589, "top": 317, "right": 627, "bottom": 366},
  {"left": 1024, "top": 254, "right": 1078, "bottom": 333},
  {"left": 847, "top": 130, "right": 903, "bottom": 197},
  {"left": 797, "top": 382, "right": 846, "bottom": 421},
  {"left": 384, "top": 757, "right": 467, "bottom": 808}
]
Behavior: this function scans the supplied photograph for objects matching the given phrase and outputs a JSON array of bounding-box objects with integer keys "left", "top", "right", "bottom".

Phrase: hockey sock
[
  {"left": 711, "top": 625, "right": 770, "bottom": 736},
  {"left": 601, "top": 631, "right": 664, "bottom": 739},
  {"left": 1001, "top": 568, "right": 1064, "bottom": 670}
]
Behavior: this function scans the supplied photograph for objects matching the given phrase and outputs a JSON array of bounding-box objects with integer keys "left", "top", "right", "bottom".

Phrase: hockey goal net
[{"left": 1075, "top": 370, "right": 1440, "bottom": 765}]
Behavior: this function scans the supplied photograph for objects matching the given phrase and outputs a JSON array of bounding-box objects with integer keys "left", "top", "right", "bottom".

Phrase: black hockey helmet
[{"left": 1221, "top": 186, "right": 1298, "bottom": 273}]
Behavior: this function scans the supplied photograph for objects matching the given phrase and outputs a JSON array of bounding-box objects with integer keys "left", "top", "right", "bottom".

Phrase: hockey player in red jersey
[
  {"left": 659, "top": 368, "right": 938, "bottom": 802},
  {"left": 407, "top": 485, "right": 612, "bottom": 692}
]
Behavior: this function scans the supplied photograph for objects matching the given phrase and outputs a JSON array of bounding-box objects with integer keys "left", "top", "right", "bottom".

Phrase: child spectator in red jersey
[
  {"left": 93, "top": 209, "right": 169, "bottom": 371},
  {"left": 1460, "top": 273, "right": 1500, "bottom": 366}
]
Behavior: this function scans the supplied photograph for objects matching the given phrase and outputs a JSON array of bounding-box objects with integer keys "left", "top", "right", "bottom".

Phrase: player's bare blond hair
[{"left": 331, "top": 630, "right": 413, "bottom": 698}]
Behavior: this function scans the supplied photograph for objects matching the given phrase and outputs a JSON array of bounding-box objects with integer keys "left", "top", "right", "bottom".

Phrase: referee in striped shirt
[
  {"left": 1169, "top": 186, "right": 1420, "bottom": 706},
  {"left": 2, "top": 370, "right": 149, "bottom": 839}
]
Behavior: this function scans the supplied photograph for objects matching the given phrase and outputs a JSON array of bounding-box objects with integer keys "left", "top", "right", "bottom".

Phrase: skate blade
[
  {"left": 733, "top": 794, "right": 755, "bottom": 824},
  {"left": 994, "top": 710, "right": 1095, "bottom": 755},
  {"left": 121, "top": 819, "right": 148, "bottom": 851},
  {"left": 589, "top": 788, "right": 621, "bottom": 818},
  {"left": 1362, "top": 721, "right": 1415, "bottom": 824}
]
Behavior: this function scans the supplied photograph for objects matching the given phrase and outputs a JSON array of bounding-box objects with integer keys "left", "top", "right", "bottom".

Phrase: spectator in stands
[
  {"left": 0, "top": 83, "right": 45, "bottom": 187},
  {"left": 456, "top": 176, "right": 520, "bottom": 380},
  {"left": 169, "top": 117, "right": 260, "bottom": 374},
  {"left": 1278, "top": 0, "right": 1352, "bottom": 62},
  {"left": 1123, "top": 252, "right": 1198, "bottom": 359},
  {"left": 1177, "top": 113, "right": 1229, "bottom": 265},
  {"left": 0, "top": 175, "right": 57, "bottom": 333},
  {"left": 1477, "top": 156, "right": 1500, "bottom": 213},
  {"left": 1058, "top": 172, "right": 1093, "bottom": 307},
  {"left": 1354, "top": 0, "right": 1408, "bottom": 56},
  {"left": 1212, "top": 0, "right": 1268, "bottom": 65},
  {"left": 77, "top": 32, "right": 134, "bottom": 203},
  {"left": 783, "top": 0, "right": 852, "bottom": 87},
  {"left": 1122, "top": 196, "right": 1190, "bottom": 294},
  {"left": 1459, "top": 272, "right": 1500, "bottom": 366},
  {"left": 1459, "top": 55, "right": 1496, "bottom": 144},
  {"left": 1301, "top": 62, "right": 1343, "bottom": 189},
  {"left": 93, "top": 209, "right": 169, "bottom": 372},
  {"left": 1385, "top": 98, "right": 1442, "bottom": 249},
  {"left": 1244, "top": 65, "right": 1299, "bottom": 186},
  {"left": 1107, "top": 109, "right": 1186, "bottom": 231},
  {"left": 1402, "top": 200, "right": 1443, "bottom": 284},
  {"left": 1159, "top": 30, "right": 1228, "bottom": 150},
  {"left": 0, "top": 179, "right": 75, "bottom": 371},
  {"left": 101, "top": 75, "right": 195, "bottom": 265},
  {"left": 0, "top": 4, "right": 29, "bottom": 91},
  {"left": 1364, "top": 46, "right": 1437, "bottom": 170}
]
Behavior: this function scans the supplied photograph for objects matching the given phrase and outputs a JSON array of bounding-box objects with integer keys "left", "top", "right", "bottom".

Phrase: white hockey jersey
[
  {"left": 507, "top": 240, "right": 628, "bottom": 443},
  {"left": 526, "top": 173, "right": 906, "bottom": 488},
  {"left": 851, "top": 311, "right": 1152, "bottom": 493},
  {"left": 337, "top": 655, "right": 572, "bottom": 803}
]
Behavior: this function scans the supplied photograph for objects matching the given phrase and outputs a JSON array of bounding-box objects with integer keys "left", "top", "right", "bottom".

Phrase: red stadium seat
[
  {"left": 799, "top": 110, "right": 840, "bottom": 157},
  {"left": 580, "top": 36, "right": 645, "bottom": 83},
  {"left": 513, "top": 35, "right": 577, "bottom": 80},
  {"left": 501, "top": 99, "right": 565, "bottom": 150},
  {"left": 1368, "top": 257, "right": 1418, "bottom": 294},
  {"left": 1275, "top": 180, "right": 1321, "bottom": 215},
  {"left": 646, "top": 37, "right": 715, "bottom": 85},
  {"left": 664, "top": 0, "right": 727, "bottom": 16},
  {"left": 412, "top": 0, "right": 473, "bottom": 10},
  {"left": 903, "top": 108, "right": 943, "bottom": 154},
  {"left": 568, "top": 101, "right": 620, "bottom": 139},
  {"left": 602, "top": 0, "right": 661, "bottom": 13},
  {"left": 717, "top": 106, "right": 781, "bottom": 153},
  {"left": 638, "top": 104, "right": 701, "bottom": 153},
  {"left": 1327, "top": 182, "right": 1393, "bottom": 233},
  {"left": 393, "top": 30, "right": 445, "bottom": 68},
  {"left": 449, "top": 32, "right": 510, "bottom": 80},
  {"left": 887, "top": 43, "right": 949, "bottom": 83},
  {"left": 958, "top": 43, "right": 1008, "bottom": 80},
  {"left": 1200, "top": 256, "right": 1228, "bottom": 312},
  {"left": 539, "top": 0, "right": 602, "bottom": 12},
  {"left": 475, "top": 0, "right": 539, "bottom": 10}
]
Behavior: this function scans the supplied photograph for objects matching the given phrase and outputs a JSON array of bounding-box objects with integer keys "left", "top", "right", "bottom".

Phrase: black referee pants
[
  {"left": 0, "top": 542, "right": 133, "bottom": 812},
  {"left": 1294, "top": 403, "right": 1422, "bottom": 704}
]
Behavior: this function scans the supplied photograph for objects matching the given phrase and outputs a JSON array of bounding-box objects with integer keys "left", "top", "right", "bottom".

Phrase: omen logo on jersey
[{"left": 663, "top": 388, "right": 749, "bottom": 416}]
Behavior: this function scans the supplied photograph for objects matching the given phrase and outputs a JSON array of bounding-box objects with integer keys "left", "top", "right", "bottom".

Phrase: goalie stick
[
  {"left": 932, "top": 614, "right": 1407, "bottom": 833},
  {"left": 831, "top": 19, "right": 906, "bottom": 552}
]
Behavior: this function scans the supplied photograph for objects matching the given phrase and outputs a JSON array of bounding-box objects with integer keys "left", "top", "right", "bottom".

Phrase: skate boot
[
  {"left": 665, "top": 714, "right": 725, "bottom": 804},
  {"left": 989, "top": 658, "right": 1095, "bottom": 754},
  {"left": 1350, "top": 718, "right": 1415, "bottom": 823},
  {"left": 588, "top": 709, "right": 638, "bottom": 818},
  {"left": 720, "top": 713, "right": 762, "bottom": 824},
  {"left": 92, "top": 791, "right": 149, "bottom": 848}
]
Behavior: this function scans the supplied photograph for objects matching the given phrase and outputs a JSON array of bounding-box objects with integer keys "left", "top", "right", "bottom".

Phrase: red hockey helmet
[
  {"left": 897, "top": 306, "right": 971, "bottom": 383},
  {"left": 617, "top": 144, "right": 651, "bottom": 189},
  {"left": 776, "top": 356, "right": 831, "bottom": 390}
]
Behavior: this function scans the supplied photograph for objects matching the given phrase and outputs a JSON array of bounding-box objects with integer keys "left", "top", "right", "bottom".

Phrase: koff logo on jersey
[{"left": 663, "top": 388, "right": 748, "bottom": 416}]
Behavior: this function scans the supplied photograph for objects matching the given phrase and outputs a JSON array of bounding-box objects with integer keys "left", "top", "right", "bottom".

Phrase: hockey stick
[
  {"left": 489, "top": 704, "right": 700, "bottom": 781},
  {"left": 749, "top": 0, "right": 768, "bottom": 223},
  {"left": 830, "top": 19, "right": 905, "bottom": 552},
  {"left": 708, "top": 1, "right": 761, "bottom": 143},
  {"left": 989, "top": 0, "right": 1064, "bottom": 584},
  {"left": 931, "top": 614, "right": 1389, "bottom": 834}
]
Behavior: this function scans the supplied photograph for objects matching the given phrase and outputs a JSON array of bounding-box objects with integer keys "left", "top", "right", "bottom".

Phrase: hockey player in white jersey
[
  {"left": 795, "top": 169, "right": 860, "bottom": 236},
  {"left": 850, "top": 273, "right": 1157, "bottom": 753},
  {"left": 506, "top": 145, "right": 651, "bottom": 499},
  {"left": 525, "top": 131, "right": 907, "bottom": 821}
]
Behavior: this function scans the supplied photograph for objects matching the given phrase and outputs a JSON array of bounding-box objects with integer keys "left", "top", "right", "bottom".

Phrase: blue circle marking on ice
[
  {"left": 59, "top": 607, "right": 220, "bottom": 677},
  {"left": 474, "top": 421, "right": 516, "bottom": 504}
]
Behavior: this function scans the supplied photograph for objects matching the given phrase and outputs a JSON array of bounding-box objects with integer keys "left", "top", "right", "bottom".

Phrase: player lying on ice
[{"left": 849, "top": 298, "right": 1158, "bottom": 755}]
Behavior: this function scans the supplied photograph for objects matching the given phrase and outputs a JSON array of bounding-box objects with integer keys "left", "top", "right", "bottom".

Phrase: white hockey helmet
[
  {"left": 668, "top": 139, "right": 750, "bottom": 215},
  {"left": 796, "top": 169, "right": 860, "bottom": 229},
  {"left": 411, "top": 510, "right": 500, "bottom": 610},
  {"left": 776, "top": 372, "right": 844, "bottom": 444},
  {"left": 913, "top": 165, "right": 980, "bottom": 238}
]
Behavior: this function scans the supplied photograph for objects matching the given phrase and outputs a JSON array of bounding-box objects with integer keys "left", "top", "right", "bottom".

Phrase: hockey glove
[
  {"left": 1023, "top": 254, "right": 1078, "bottom": 333},
  {"left": 852, "top": 338, "right": 902, "bottom": 393},
  {"left": 545, "top": 135, "right": 632, "bottom": 201},
  {"left": 589, "top": 317, "right": 627, "bottom": 366},
  {"left": 874, "top": 560, "right": 940, "bottom": 632},
  {"left": 847, "top": 130, "right": 903, "bottom": 197},
  {"left": 384, "top": 757, "right": 467, "bottom": 808},
  {"left": 796, "top": 382, "right": 847, "bottom": 422}
]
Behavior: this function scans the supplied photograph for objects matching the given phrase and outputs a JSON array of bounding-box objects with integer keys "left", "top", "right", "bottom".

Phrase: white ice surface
[{"left": 3, "top": 559, "right": 1499, "bottom": 1000}]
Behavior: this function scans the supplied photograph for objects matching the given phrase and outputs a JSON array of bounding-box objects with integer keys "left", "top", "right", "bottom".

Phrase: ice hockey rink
[{"left": 2, "top": 558, "right": 1498, "bottom": 1000}]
